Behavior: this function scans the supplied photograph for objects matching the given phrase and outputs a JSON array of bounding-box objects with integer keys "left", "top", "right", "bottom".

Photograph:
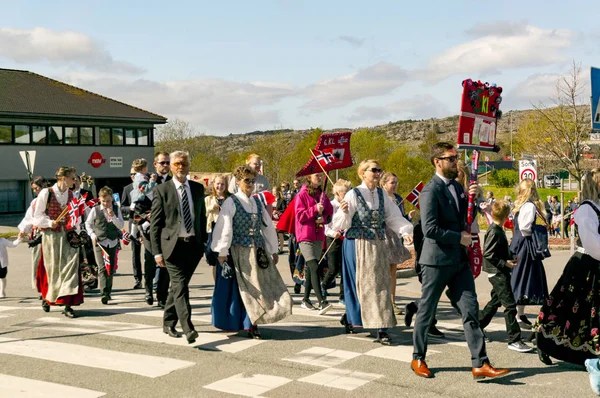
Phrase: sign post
[
  {"left": 19, "top": 150, "right": 36, "bottom": 196},
  {"left": 519, "top": 159, "right": 537, "bottom": 183},
  {"left": 592, "top": 67, "right": 600, "bottom": 132}
]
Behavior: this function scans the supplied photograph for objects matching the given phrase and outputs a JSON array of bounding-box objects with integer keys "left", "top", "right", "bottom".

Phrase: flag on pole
[
  {"left": 296, "top": 131, "right": 353, "bottom": 177},
  {"left": 99, "top": 246, "right": 117, "bottom": 276},
  {"left": 65, "top": 201, "right": 80, "bottom": 230},
  {"left": 253, "top": 190, "right": 276, "bottom": 208},
  {"left": 312, "top": 149, "right": 338, "bottom": 168},
  {"left": 121, "top": 229, "right": 131, "bottom": 246},
  {"left": 404, "top": 181, "right": 424, "bottom": 209}
]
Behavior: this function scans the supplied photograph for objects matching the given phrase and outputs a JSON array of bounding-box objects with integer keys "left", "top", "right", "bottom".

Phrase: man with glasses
[
  {"left": 154, "top": 151, "right": 171, "bottom": 184},
  {"left": 411, "top": 142, "right": 509, "bottom": 380}
]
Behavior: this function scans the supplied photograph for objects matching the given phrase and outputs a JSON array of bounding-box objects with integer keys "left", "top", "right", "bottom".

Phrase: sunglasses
[
  {"left": 157, "top": 161, "right": 170, "bottom": 166},
  {"left": 437, "top": 155, "right": 458, "bottom": 162},
  {"left": 172, "top": 162, "right": 188, "bottom": 168},
  {"left": 243, "top": 178, "right": 256, "bottom": 185},
  {"left": 130, "top": 173, "right": 136, "bottom": 177},
  {"left": 368, "top": 168, "right": 383, "bottom": 173}
]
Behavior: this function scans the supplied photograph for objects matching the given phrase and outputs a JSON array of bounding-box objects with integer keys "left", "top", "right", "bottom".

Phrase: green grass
[{"left": 0, "top": 231, "right": 18, "bottom": 239}]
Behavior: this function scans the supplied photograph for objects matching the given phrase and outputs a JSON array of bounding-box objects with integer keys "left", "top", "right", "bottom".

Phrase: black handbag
[
  {"left": 532, "top": 224, "right": 551, "bottom": 259},
  {"left": 256, "top": 246, "right": 270, "bottom": 269}
]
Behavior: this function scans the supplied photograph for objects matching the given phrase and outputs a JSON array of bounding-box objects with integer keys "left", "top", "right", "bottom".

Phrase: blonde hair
[
  {"left": 55, "top": 166, "right": 76, "bottom": 180},
  {"left": 581, "top": 168, "right": 600, "bottom": 205},
  {"left": 246, "top": 153, "right": 261, "bottom": 163},
  {"left": 380, "top": 172, "right": 397, "bottom": 188},
  {"left": 491, "top": 200, "right": 510, "bottom": 223},
  {"left": 131, "top": 158, "right": 148, "bottom": 172},
  {"left": 333, "top": 179, "right": 352, "bottom": 195},
  {"left": 210, "top": 175, "right": 230, "bottom": 198},
  {"left": 513, "top": 178, "right": 546, "bottom": 216},
  {"left": 357, "top": 159, "right": 379, "bottom": 180},
  {"left": 98, "top": 186, "right": 113, "bottom": 198}
]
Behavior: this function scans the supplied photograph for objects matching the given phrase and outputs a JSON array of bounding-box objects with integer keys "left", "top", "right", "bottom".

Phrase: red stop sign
[{"left": 88, "top": 152, "right": 105, "bottom": 168}]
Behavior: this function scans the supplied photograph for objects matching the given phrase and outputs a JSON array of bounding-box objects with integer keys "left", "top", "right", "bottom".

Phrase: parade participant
[
  {"left": 479, "top": 200, "right": 533, "bottom": 353},
  {"left": 33, "top": 166, "right": 83, "bottom": 318},
  {"left": 536, "top": 169, "right": 600, "bottom": 365},
  {"left": 228, "top": 154, "right": 270, "bottom": 194},
  {"left": 323, "top": 179, "right": 352, "bottom": 305},
  {"left": 150, "top": 151, "right": 207, "bottom": 343},
  {"left": 295, "top": 173, "right": 334, "bottom": 314},
  {"left": 0, "top": 235, "right": 22, "bottom": 298},
  {"left": 380, "top": 172, "right": 413, "bottom": 315},
  {"left": 205, "top": 175, "right": 230, "bottom": 281},
  {"left": 411, "top": 142, "right": 508, "bottom": 379},
  {"left": 18, "top": 176, "right": 48, "bottom": 290},
  {"left": 130, "top": 158, "right": 158, "bottom": 237},
  {"left": 211, "top": 165, "right": 292, "bottom": 339},
  {"left": 510, "top": 178, "right": 549, "bottom": 329},
  {"left": 85, "top": 187, "right": 124, "bottom": 305},
  {"left": 121, "top": 168, "right": 143, "bottom": 289},
  {"left": 332, "top": 159, "right": 413, "bottom": 345},
  {"left": 272, "top": 185, "right": 286, "bottom": 253}
]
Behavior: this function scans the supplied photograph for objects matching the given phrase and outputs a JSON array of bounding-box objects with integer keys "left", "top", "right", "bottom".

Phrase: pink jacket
[{"left": 294, "top": 184, "right": 333, "bottom": 243}]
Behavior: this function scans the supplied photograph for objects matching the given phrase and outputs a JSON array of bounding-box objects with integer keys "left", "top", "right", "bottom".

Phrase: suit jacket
[
  {"left": 482, "top": 223, "right": 511, "bottom": 275},
  {"left": 419, "top": 175, "right": 468, "bottom": 266},
  {"left": 121, "top": 183, "right": 134, "bottom": 219},
  {"left": 150, "top": 179, "right": 207, "bottom": 262},
  {"left": 156, "top": 174, "right": 172, "bottom": 185}
]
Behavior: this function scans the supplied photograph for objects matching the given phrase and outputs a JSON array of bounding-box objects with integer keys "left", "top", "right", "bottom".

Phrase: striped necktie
[{"left": 179, "top": 184, "right": 193, "bottom": 233}]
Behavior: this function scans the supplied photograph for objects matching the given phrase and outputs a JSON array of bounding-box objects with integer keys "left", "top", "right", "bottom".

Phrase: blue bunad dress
[{"left": 211, "top": 192, "right": 292, "bottom": 333}]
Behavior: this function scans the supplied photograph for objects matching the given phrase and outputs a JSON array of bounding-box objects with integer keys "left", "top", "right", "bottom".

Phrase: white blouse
[
  {"left": 574, "top": 201, "right": 600, "bottom": 261},
  {"left": 33, "top": 184, "right": 71, "bottom": 229},
  {"left": 18, "top": 198, "right": 37, "bottom": 233},
  {"left": 211, "top": 191, "right": 278, "bottom": 257},
  {"left": 331, "top": 183, "right": 413, "bottom": 236},
  {"left": 517, "top": 202, "right": 537, "bottom": 236}
]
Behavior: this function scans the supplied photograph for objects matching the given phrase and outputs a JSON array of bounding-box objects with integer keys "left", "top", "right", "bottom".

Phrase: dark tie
[{"left": 179, "top": 185, "right": 193, "bottom": 233}]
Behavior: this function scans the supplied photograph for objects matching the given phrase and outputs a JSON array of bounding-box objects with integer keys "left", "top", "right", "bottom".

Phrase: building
[{"left": 0, "top": 69, "right": 167, "bottom": 214}]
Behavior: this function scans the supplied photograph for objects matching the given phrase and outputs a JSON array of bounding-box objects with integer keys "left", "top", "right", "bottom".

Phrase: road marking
[
  {"left": 0, "top": 374, "right": 105, "bottom": 398},
  {"left": 365, "top": 345, "right": 440, "bottom": 362},
  {"left": 204, "top": 373, "right": 291, "bottom": 397},
  {"left": 283, "top": 346, "right": 361, "bottom": 368},
  {"left": 298, "top": 368, "right": 382, "bottom": 391},
  {"left": 0, "top": 337, "right": 194, "bottom": 378}
]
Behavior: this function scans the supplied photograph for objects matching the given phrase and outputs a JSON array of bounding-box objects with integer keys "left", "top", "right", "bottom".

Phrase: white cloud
[
  {"left": 302, "top": 61, "right": 410, "bottom": 110},
  {"left": 0, "top": 27, "right": 144, "bottom": 74},
  {"left": 420, "top": 24, "right": 573, "bottom": 82},
  {"left": 60, "top": 73, "right": 297, "bottom": 134},
  {"left": 349, "top": 94, "right": 452, "bottom": 122}
]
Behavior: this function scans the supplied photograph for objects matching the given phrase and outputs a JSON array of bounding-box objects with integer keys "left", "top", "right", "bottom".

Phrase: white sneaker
[
  {"left": 318, "top": 302, "right": 332, "bottom": 315},
  {"left": 508, "top": 340, "right": 534, "bottom": 353},
  {"left": 0, "top": 279, "right": 5, "bottom": 298},
  {"left": 300, "top": 299, "right": 316, "bottom": 310}
]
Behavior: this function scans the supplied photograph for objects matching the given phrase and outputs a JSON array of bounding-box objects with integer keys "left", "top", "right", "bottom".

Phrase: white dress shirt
[
  {"left": 331, "top": 182, "right": 413, "bottom": 236},
  {"left": 436, "top": 172, "right": 460, "bottom": 211},
  {"left": 517, "top": 202, "right": 537, "bottom": 236},
  {"left": 211, "top": 191, "right": 278, "bottom": 257},
  {"left": 0, "top": 238, "right": 20, "bottom": 268},
  {"left": 18, "top": 198, "right": 37, "bottom": 233},
  {"left": 172, "top": 178, "right": 195, "bottom": 238},
  {"left": 574, "top": 201, "right": 600, "bottom": 261},
  {"left": 85, "top": 204, "right": 125, "bottom": 248},
  {"left": 325, "top": 198, "right": 341, "bottom": 238},
  {"left": 33, "top": 184, "right": 71, "bottom": 229}
]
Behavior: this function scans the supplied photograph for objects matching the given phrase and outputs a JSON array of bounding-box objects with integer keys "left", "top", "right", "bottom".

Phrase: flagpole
[
  {"left": 318, "top": 237, "right": 337, "bottom": 264},
  {"left": 309, "top": 149, "right": 335, "bottom": 186}
]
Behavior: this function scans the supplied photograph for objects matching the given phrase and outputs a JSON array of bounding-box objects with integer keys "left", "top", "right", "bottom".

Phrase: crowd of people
[{"left": 4, "top": 143, "right": 600, "bottom": 391}]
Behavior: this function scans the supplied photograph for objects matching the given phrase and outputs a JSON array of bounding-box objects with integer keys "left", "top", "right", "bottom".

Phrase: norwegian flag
[
  {"left": 253, "top": 191, "right": 276, "bottom": 208},
  {"left": 404, "top": 181, "right": 424, "bottom": 209},
  {"left": 121, "top": 229, "right": 131, "bottom": 246},
  {"left": 297, "top": 131, "right": 353, "bottom": 177},
  {"left": 312, "top": 149, "right": 338, "bottom": 168},
  {"left": 65, "top": 201, "right": 80, "bottom": 230},
  {"left": 86, "top": 197, "right": 99, "bottom": 208},
  {"left": 99, "top": 246, "right": 117, "bottom": 276}
]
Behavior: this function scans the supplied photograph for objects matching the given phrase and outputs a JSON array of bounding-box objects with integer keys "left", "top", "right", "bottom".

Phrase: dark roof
[{"left": 0, "top": 69, "right": 167, "bottom": 124}]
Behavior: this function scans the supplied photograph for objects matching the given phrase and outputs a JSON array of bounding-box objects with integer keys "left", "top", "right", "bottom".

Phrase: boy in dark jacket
[{"left": 479, "top": 200, "right": 532, "bottom": 353}]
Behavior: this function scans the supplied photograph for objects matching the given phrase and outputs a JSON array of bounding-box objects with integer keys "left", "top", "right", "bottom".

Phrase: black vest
[{"left": 93, "top": 204, "right": 120, "bottom": 241}]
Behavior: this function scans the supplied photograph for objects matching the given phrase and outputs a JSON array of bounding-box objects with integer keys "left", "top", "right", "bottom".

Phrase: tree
[
  {"left": 515, "top": 62, "right": 591, "bottom": 189},
  {"left": 155, "top": 118, "right": 197, "bottom": 155}
]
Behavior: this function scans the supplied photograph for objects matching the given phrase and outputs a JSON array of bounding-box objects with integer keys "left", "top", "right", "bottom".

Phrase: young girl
[{"left": 0, "top": 236, "right": 22, "bottom": 298}]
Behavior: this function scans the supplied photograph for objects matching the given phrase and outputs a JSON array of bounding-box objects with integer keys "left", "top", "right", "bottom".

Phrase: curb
[{"left": 396, "top": 268, "right": 416, "bottom": 279}]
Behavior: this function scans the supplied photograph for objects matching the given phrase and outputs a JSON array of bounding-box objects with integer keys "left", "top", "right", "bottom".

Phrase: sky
[{"left": 0, "top": 1, "right": 598, "bottom": 136}]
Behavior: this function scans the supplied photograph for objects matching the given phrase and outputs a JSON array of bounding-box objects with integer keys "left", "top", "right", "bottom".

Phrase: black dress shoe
[
  {"left": 163, "top": 326, "right": 182, "bottom": 338},
  {"left": 63, "top": 307, "right": 76, "bottom": 318},
  {"left": 101, "top": 296, "right": 109, "bottom": 305},
  {"left": 145, "top": 294, "right": 154, "bottom": 306},
  {"left": 185, "top": 330, "right": 199, "bottom": 344},
  {"left": 340, "top": 313, "right": 354, "bottom": 334},
  {"left": 133, "top": 280, "right": 143, "bottom": 289},
  {"left": 157, "top": 301, "right": 166, "bottom": 309},
  {"left": 404, "top": 302, "right": 417, "bottom": 327},
  {"left": 42, "top": 300, "right": 50, "bottom": 313}
]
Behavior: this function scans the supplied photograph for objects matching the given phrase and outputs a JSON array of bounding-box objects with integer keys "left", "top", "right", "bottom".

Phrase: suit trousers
[
  {"left": 413, "top": 261, "right": 488, "bottom": 367},
  {"left": 131, "top": 238, "right": 142, "bottom": 281},
  {"left": 144, "top": 247, "right": 169, "bottom": 302},
  {"left": 93, "top": 244, "right": 117, "bottom": 299},
  {"left": 163, "top": 240, "right": 201, "bottom": 334},
  {"left": 479, "top": 273, "right": 521, "bottom": 344}
]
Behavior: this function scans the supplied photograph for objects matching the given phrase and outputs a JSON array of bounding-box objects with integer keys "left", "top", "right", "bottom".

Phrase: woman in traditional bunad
[
  {"left": 332, "top": 159, "right": 413, "bottom": 345},
  {"left": 295, "top": 172, "right": 334, "bottom": 314},
  {"left": 509, "top": 178, "right": 549, "bottom": 330},
  {"left": 536, "top": 169, "right": 600, "bottom": 365},
  {"left": 205, "top": 175, "right": 230, "bottom": 281},
  {"left": 33, "top": 167, "right": 83, "bottom": 318},
  {"left": 211, "top": 165, "right": 292, "bottom": 339},
  {"left": 18, "top": 176, "right": 49, "bottom": 293},
  {"left": 380, "top": 172, "right": 413, "bottom": 316}
]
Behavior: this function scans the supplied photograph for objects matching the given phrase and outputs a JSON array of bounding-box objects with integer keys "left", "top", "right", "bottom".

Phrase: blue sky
[{"left": 1, "top": 1, "right": 598, "bottom": 135}]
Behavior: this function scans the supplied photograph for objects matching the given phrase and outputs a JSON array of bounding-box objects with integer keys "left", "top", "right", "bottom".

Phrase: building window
[
  {"left": 125, "top": 128, "right": 136, "bottom": 145},
  {"left": 14, "top": 125, "right": 30, "bottom": 144},
  {"left": 112, "top": 128, "right": 123, "bottom": 145},
  {"left": 31, "top": 126, "right": 47, "bottom": 144},
  {"left": 80, "top": 127, "right": 93, "bottom": 145},
  {"left": 137, "top": 128, "right": 149, "bottom": 146},
  {"left": 0, "top": 125, "right": 11, "bottom": 144},
  {"left": 100, "top": 128, "right": 111, "bottom": 145},
  {"left": 65, "top": 127, "right": 78, "bottom": 145}
]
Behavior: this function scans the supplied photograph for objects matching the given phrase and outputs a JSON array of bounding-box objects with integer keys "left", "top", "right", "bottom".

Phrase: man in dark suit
[
  {"left": 150, "top": 151, "right": 207, "bottom": 343},
  {"left": 121, "top": 168, "right": 143, "bottom": 289},
  {"left": 411, "top": 142, "right": 509, "bottom": 380}
]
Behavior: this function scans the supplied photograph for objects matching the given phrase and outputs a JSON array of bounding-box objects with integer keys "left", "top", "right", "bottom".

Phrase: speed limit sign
[{"left": 519, "top": 160, "right": 537, "bottom": 182}]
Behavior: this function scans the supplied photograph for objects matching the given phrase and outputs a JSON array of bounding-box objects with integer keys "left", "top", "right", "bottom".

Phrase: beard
[{"left": 442, "top": 164, "right": 458, "bottom": 180}]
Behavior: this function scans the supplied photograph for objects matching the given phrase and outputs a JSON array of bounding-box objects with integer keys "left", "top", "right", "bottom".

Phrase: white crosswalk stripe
[{"left": 0, "top": 374, "right": 106, "bottom": 398}]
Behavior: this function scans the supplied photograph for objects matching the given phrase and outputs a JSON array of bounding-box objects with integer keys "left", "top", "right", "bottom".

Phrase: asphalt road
[{"left": 0, "top": 241, "right": 596, "bottom": 397}]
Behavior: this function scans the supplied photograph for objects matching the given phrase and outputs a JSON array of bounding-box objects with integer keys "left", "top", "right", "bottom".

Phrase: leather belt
[{"left": 177, "top": 236, "right": 195, "bottom": 242}]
